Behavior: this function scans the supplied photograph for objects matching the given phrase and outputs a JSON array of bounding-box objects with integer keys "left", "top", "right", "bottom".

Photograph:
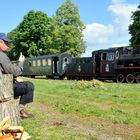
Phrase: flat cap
[{"left": 0, "top": 33, "right": 11, "bottom": 42}]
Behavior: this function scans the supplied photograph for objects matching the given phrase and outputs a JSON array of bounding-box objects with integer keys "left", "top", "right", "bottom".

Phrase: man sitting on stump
[{"left": 0, "top": 33, "right": 34, "bottom": 119}]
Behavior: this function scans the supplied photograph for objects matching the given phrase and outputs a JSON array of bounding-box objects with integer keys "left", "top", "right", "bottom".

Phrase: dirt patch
[{"left": 30, "top": 100, "right": 140, "bottom": 140}]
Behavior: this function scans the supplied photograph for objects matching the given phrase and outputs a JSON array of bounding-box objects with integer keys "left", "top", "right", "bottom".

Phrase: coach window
[
  {"left": 102, "top": 53, "right": 107, "bottom": 60},
  {"left": 42, "top": 59, "right": 46, "bottom": 66},
  {"left": 75, "top": 59, "right": 78, "bottom": 63},
  {"left": 80, "top": 59, "right": 83, "bottom": 63},
  {"left": 28, "top": 61, "right": 32, "bottom": 66},
  {"left": 107, "top": 53, "right": 114, "bottom": 61},
  {"left": 88, "top": 58, "right": 92, "bottom": 63},
  {"left": 85, "top": 59, "right": 88, "bottom": 63},
  {"left": 73, "top": 59, "right": 76, "bottom": 63},
  {"left": 37, "top": 60, "right": 41, "bottom": 66},
  {"left": 63, "top": 57, "right": 68, "bottom": 64},
  {"left": 48, "top": 59, "right": 51, "bottom": 66},
  {"left": 32, "top": 60, "right": 36, "bottom": 67},
  {"left": 63, "top": 57, "right": 68, "bottom": 70}
]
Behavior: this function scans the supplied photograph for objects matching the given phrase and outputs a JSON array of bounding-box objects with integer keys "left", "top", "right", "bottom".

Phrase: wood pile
[{"left": 0, "top": 117, "right": 31, "bottom": 140}]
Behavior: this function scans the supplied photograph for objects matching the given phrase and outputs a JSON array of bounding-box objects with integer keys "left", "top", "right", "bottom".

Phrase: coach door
[
  {"left": 52, "top": 56, "right": 59, "bottom": 74},
  {"left": 93, "top": 51, "right": 101, "bottom": 76}
]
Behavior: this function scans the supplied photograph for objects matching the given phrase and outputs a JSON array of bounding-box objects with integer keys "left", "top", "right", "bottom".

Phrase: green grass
[{"left": 21, "top": 77, "right": 140, "bottom": 140}]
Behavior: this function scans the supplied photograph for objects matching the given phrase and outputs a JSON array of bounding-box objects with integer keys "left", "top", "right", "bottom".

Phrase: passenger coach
[{"left": 22, "top": 53, "right": 71, "bottom": 79}]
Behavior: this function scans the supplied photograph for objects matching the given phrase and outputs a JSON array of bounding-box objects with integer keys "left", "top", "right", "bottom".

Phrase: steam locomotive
[
  {"left": 21, "top": 46, "right": 140, "bottom": 83},
  {"left": 66, "top": 46, "right": 140, "bottom": 83}
]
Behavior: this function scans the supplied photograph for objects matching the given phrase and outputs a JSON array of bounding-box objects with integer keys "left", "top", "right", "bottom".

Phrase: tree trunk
[{"left": 0, "top": 72, "right": 20, "bottom": 126}]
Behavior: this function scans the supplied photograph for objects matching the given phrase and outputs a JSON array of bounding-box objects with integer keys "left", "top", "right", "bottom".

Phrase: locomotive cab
[{"left": 92, "top": 48, "right": 117, "bottom": 81}]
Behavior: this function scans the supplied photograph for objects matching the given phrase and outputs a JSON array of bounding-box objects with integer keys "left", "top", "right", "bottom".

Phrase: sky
[{"left": 0, "top": 0, "right": 139, "bottom": 56}]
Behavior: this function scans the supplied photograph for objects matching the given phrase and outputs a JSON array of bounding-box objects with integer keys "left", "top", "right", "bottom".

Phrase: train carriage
[
  {"left": 65, "top": 57, "right": 93, "bottom": 80},
  {"left": 22, "top": 53, "right": 71, "bottom": 79}
]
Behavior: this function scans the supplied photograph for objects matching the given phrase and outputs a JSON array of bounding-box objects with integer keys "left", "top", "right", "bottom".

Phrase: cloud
[
  {"left": 108, "top": 1, "right": 137, "bottom": 43},
  {"left": 82, "top": 0, "right": 138, "bottom": 56},
  {"left": 83, "top": 23, "right": 114, "bottom": 46},
  {"left": 108, "top": 1, "right": 137, "bottom": 29}
]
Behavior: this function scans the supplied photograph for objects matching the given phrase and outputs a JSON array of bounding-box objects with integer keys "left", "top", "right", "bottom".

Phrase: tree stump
[{"left": 0, "top": 72, "right": 20, "bottom": 126}]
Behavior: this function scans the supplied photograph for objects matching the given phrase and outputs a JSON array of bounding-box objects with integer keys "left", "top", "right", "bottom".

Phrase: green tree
[
  {"left": 129, "top": 5, "right": 140, "bottom": 48},
  {"left": 53, "top": 0, "right": 86, "bottom": 57},
  {"left": 8, "top": 10, "right": 51, "bottom": 59}
]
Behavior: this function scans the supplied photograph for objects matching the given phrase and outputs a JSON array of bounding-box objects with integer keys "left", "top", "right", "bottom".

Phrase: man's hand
[{"left": 18, "top": 52, "right": 25, "bottom": 63}]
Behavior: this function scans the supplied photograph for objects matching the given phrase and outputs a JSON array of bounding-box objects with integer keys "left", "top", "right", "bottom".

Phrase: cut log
[{"left": 0, "top": 72, "right": 20, "bottom": 126}]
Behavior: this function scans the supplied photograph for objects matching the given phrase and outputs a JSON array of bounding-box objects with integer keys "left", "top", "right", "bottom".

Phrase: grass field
[{"left": 21, "top": 77, "right": 140, "bottom": 140}]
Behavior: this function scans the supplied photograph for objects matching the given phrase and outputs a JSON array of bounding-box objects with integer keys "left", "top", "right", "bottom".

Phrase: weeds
[{"left": 72, "top": 79, "right": 107, "bottom": 90}]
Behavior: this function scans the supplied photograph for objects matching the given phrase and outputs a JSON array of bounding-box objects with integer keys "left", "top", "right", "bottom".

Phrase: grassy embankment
[{"left": 21, "top": 77, "right": 140, "bottom": 140}]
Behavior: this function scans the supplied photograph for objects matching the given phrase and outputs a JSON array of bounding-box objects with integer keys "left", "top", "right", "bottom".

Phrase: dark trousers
[{"left": 13, "top": 81, "right": 34, "bottom": 105}]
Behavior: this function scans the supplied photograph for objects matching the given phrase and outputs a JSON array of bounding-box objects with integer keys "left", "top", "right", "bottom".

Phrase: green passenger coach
[{"left": 22, "top": 53, "right": 71, "bottom": 79}]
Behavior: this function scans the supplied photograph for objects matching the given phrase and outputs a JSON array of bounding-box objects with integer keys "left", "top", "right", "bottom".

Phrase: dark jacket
[{"left": 0, "top": 51, "right": 23, "bottom": 77}]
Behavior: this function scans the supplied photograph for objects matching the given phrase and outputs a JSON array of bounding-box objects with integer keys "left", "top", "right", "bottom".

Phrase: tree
[
  {"left": 129, "top": 5, "right": 140, "bottom": 48},
  {"left": 8, "top": 10, "right": 51, "bottom": 60},
  {"left": 8, "top": 0, "right": 86, "bottom": 59},
  {"left": 53, "top": 0, "right": 86, "bottom": 57}
]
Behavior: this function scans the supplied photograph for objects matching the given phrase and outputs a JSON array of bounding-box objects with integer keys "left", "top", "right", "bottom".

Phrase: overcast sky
[{"left": 0, "top": 0, "right": 139, "bottom": 56}]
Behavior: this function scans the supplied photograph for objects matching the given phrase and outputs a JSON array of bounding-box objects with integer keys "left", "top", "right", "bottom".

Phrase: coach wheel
[
  {"left": 136, "top": 74, "right": 140, "bottom": 83},
  {"left": 126, "top": 74, "right": 135, "bottom": 83},
  {"left": 31, "top": 75, "right": 35, "bottom": 78},
  {"left": 67, "top": 77, "right": 71, "bottom": 80},
  {"left": 117, "top": 74, "right": 125, "bottom": 83}
]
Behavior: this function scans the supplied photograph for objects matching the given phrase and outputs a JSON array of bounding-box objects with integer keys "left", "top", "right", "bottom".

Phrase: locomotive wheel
[
  {"left": 67, "top": 77, "right": 71, "bottom": 80},
  {"left": 126, "top": 74, "right": 135, "bottom": 83},
  {"left": 136, "top": 74, "right": 140, "bottom": 83},
  {"left": 117, "top": 74, "right": 125, "bottom": 83}
]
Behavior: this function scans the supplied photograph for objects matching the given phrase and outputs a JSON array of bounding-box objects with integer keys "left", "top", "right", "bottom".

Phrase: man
[{"left": 0, "top": 33, "right": 34, "bottom": 119}]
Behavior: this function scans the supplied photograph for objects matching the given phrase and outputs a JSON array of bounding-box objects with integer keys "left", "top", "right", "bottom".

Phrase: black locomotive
[
  {"left": 22, "top": 46, "right": 140, "bottom": 83},
  {"left": 65, "top": 46, "right": 140, "bottom": 83}
]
